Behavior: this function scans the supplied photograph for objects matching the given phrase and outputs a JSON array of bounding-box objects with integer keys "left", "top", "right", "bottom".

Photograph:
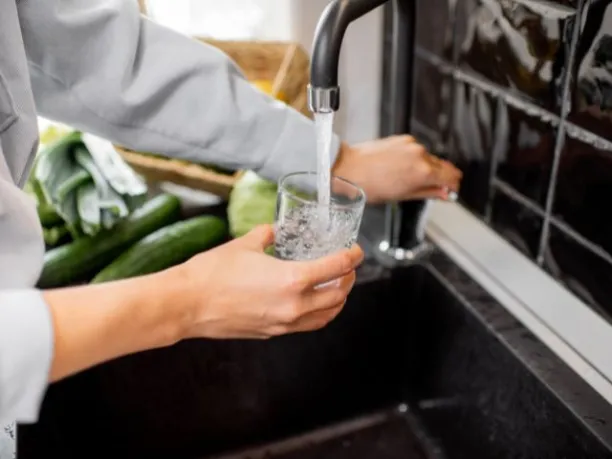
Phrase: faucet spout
[{"left": 308, "top": 0, "right": 388, "bottom": 113}]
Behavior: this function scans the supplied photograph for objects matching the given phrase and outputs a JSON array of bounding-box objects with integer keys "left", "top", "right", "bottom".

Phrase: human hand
[
  {"left": 332, "top": 135, "right": 463, "bottom": 204},
  {"left": 172, "top": 225, "right": 364, "bottom": 340}
]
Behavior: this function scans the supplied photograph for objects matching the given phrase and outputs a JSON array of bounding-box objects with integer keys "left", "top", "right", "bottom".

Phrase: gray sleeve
[
  {"left": 18, "top": 0, "right": 340, "bottom": 182},
  {"left": 0, "top": 290, "right": 53, "bottom": 424}
]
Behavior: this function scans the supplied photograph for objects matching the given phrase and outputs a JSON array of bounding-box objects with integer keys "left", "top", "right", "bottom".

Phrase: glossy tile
[
  {"left": 495, "top": 103, "right": 557, "bottom": 205},
  {"left": 543, "top": 225, "right": 612, "bottom": 324},
  {"left": 490, "top": 188, "right": 543, "bottom": 259},
  {"left": 449, "top": 81, "right": 497, "bottom": 215},
  {"left": 411, "top": 121, "right": 439, "bottom": 153},
  {"left": 455, "top": 0, "right": 578, "bottom": 111},
  {"left": 569, "top": 5, "right": 612, "bottom": 140},
  {"left": 552, "top": 134, "right": 612, "bottom": 259},
  {"left": 412, "top": 55, "right": 450, "bottom": 133},
  {"left": 415, "top": 0, "right": 454, "bottom": 59}
]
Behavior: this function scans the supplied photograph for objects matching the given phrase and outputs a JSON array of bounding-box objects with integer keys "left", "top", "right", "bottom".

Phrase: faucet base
[{"left": 374, "top": 240, "right": 435, "bottom": 268}]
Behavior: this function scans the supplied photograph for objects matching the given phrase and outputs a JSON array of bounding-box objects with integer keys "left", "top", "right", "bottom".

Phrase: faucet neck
[{"left": 310, "top": 0, "right": 388, "bottom": 90}]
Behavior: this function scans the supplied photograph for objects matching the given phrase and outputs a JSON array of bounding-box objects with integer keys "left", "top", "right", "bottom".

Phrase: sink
[{"left": 18, "top": 252, "right": 612, "bottom": 459}]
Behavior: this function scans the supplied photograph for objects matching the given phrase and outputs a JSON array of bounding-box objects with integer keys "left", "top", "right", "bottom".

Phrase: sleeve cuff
[
  {"left": 256, "top": 107, "right": 341, "bottom": 183},
  {"left": 0, "top": 290, "right": 53, "bottom": 424}
]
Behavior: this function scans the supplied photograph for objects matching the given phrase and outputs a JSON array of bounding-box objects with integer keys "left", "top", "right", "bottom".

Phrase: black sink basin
[{"left": 18, "top": 252, "right": 612, "bottom": 459}]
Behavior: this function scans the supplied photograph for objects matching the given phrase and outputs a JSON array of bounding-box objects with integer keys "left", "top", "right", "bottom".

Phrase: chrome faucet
[{"left": 308, "top": 0, "right": 434, "bottom": 266}]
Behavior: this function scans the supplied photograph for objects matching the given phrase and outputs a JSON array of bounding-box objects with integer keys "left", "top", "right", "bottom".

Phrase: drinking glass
[{"left": 274, "top": 171, "right": 366, "bottom": 261}]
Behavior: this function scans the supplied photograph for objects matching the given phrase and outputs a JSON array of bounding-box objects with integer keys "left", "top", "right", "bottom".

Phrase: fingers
[
  {"left": 408, "top": 186, "right": 449, "bottom": 200},
  {"left": 238, "top": 224, "right": 275, "bottom": 250},
  {"left": 421, "top": 155, "right": 462, "bottom": 192},
  {"left": 291, "top": 302, "right": 346, "bottom": 333},
  {"left": 290, "top": 245, "right": 364, "bottom": 288},
  {"left": 278, "top": 273, "right": 355, "bottom": 334},
  {"left": 401, "top": 139, "right": 462, "bottom": 192},
  {"left": 291, "top": 272, "right": 355, "bottom": 332},
  {"left": 408, "top": 184, "right": 460, "bottom": 201},
  {"left": 305, "top": 271, "right": 356, "bottom": 311}
]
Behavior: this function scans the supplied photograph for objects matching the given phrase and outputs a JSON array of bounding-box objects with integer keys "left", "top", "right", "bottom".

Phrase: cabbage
[{"left": 227, "top": 171, "right": 277, "bottom": 238}]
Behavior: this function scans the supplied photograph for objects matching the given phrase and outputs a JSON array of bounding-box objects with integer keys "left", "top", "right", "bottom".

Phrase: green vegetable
[
  {"left": 227, "top": 171, "right": 277, "bottom": 238},
  {"left": 39, "top": 124, "right": 73, "bottom": 147},
  {"left": 31, "top": 131, "right": 92, "bottom": 236},
  {"left": 101, "top": 208, "right": 119, "bottom": 230},
  {"left": 81, "top": 133, "right": 147, "bottom": 199},
  {"left": 32, "top": 131, "right": 83, "bottom": 205},
  {"left": 55, "top": 168, "right": 91, "bottom": 204},
  {"left": 75, "top": 146, "right": 129, "bottom": 219},
  {"left": 38, "top": 193, "right": 182, "bottom": 288},
  {"left": 37, "top": 203, "right": 63, "bottom": 228},
  {"left": 43, "top": 225, "right": 71, "bottom": 248},
  {"left": 59, "top": 189, "right": 82, "bottom": 239},
  {"left": 76, "top": 181, "right": 101, "bottom": 236},
  {"left": 92, "top": 216, "right": 227, "bottom": 283}
]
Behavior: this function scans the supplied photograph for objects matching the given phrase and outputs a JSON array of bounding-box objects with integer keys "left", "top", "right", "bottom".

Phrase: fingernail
[
  {"left": 447, "top": 190, "right": 458, "bottom": 202},
  {"left": 315, "top": 279, "right": 341, "bottom": 289}
]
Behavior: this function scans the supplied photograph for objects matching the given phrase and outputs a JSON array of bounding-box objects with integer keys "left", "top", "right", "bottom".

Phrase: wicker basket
[{"left": 117, "top": 38, "right": 311, "bottom": 199}]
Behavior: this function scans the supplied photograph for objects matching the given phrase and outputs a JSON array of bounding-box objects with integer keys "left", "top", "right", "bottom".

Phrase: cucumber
[
  {"left": 91, "top": 216, "right": 227, "bottom": 284},
  {"left": 38, "top": 193, "right": 182, "bottom": 288}
]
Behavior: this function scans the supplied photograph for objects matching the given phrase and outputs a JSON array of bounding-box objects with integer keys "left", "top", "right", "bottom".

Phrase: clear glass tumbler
[{"left": 274, "top": 171, "right": 366, "bottom": 261}]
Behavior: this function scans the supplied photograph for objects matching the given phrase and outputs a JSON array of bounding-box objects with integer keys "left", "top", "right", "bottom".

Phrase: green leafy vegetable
[{"left": 227, "top": 171, "right": 277, "bottom": 238}]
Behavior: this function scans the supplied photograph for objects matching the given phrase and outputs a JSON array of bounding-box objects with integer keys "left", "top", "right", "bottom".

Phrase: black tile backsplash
[
  {"left": 414, "top": 0, "right": 454, "bottom": 59},
  {"left": 553, "top": 134, "right": 612, "bottom": 255},
  {"left": 544, "top": 224, "right": 612, "bottom": 322},
  {"left": 413, "top": 57, "right": 450, "bottom": 133},
  {"left": 495, "top": 102, "right": 557, "bottom": 205},
  {"left": 455, "top": 0, "right": 576, "bottom": 112},
  {"left": 490, "top": 188, "right": 543, "bottom": 259},
  {"left": 411, "top": 0, "right": 612, "bottom": 325},
  {"left": 448, "top": 80, "right": 496, "bottom": 215},
  {"left": 571, "top": 5, "right": 612, "bottom": 133}
]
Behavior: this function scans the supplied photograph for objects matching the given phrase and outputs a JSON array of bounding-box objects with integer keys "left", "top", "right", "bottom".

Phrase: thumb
[{"left": 239, "top": 224, "right": 275, "bottom": 251}]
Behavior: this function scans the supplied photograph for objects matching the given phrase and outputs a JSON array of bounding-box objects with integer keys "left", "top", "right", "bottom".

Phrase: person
[{"left": 0, "top": 0, "right": 462, "bottom": 454}]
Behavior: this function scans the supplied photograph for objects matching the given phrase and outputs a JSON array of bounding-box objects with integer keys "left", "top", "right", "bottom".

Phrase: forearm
[
  {"left": 20, "top": 0, "right": 340, "bottom": 182},
  {"left": 44, "top": 271, "right": 182, "bottom": 382}
]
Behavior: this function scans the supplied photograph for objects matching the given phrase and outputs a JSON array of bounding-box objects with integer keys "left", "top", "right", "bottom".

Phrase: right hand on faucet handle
[
  {"left": 332, "top": 135, "right": 463, "bottom": 203},
  {"left": 170, "top": 225, "right": 364, "bottom": 340}
]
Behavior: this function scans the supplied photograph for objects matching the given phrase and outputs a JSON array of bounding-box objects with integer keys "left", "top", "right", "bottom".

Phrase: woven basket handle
[{"left": 137, "top": 0, "right": 148, "bottom": 15}]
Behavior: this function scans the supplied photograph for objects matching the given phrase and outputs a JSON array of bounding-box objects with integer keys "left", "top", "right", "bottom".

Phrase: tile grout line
[
  {"left": 493, "top": 178, "right": 547, "bottom": 218},
  {"left": 485, "top": 98, "right": 509, "bottom": 222},
  {"left": 438, "top": 0, "right": 462, "bottom": 206},
  {"left": 415, "top": 47, "right": 561, "bottom": 128},
  {"left": 536, "top": 0, "right": 589, "bottom": 265},
  {"left": 415, "top": 47, "right": 612, "bottom": 154},
  {"left": 411, "top": 119, "right": 441, "bottom": 144},
  {"left": 493, "top": 178, "right": 612, "bottom": 267}
]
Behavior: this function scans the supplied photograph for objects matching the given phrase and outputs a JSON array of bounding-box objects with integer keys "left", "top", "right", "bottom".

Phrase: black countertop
[{"left": 17, "top": 199, "right": 612, "bottom": 459}]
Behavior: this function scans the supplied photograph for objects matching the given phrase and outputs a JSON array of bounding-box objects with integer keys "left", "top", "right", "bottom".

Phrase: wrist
[
  {"left": 331, "top": 142, "right": 352, "bottom": 177},
  {"left": 44, "top": 272, "right": 185, "bottom": 382},
  {"left": 150, "top": 265, "right": 201, "bottom": 344},
  {"left": 332, "top": 142, "right": 369, "bottom": 195}
]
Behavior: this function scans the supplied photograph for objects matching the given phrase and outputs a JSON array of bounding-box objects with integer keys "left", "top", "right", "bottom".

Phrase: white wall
[
  {"left": 145, "top": 0, "right": 384, "bottom": 144},
  {"left": 290, "top": 0, "right": 384, "bottom": 143}
]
